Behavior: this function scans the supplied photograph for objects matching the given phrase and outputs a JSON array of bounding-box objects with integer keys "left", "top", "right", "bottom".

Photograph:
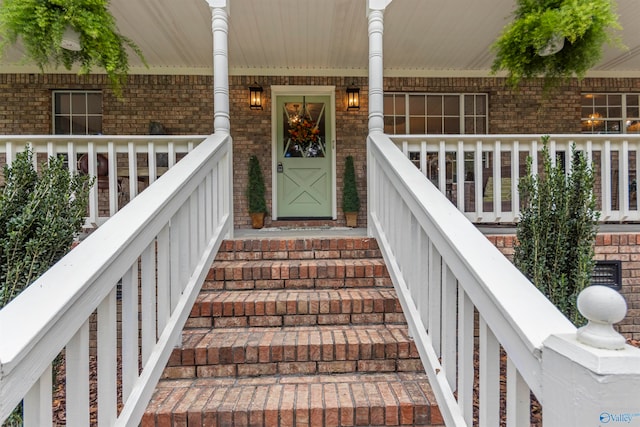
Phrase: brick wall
[
  {"left": 485, "top": 232, "right": 640, "bottom": 341},
  {"left": 3, "top": 73, "right": 640, "bottom": 227}
]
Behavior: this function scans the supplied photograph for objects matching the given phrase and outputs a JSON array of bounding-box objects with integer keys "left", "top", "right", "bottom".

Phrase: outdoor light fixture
[
  {"left": 346, "top": 83, "right": 360, "bottom": 110},
  {"left": 249, "top": 82, "right": 263, "bottom": 110},
  {"left": 60, "top": 26, "right": 82, "bottom": 51}
]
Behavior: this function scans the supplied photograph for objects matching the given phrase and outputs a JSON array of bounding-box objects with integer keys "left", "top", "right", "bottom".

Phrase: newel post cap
[{"left": 576, "top": 285, "right": 627, "bottom": 350}]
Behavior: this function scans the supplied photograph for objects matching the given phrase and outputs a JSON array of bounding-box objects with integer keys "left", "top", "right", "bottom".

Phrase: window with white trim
[
  {"left": 383, "top": 93, "right": 488, "bottom": 134},
  {"left": 581, "top": 93, "right": 640, "bottom": 134},
  {"left": 53, "top": 91, "right": 103, "bottom": 135}
]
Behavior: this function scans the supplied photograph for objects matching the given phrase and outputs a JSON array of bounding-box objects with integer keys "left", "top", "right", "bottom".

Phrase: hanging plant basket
[
  {"left": 491, "top": 0, "right": 623, "bottom": 88},
  {"left": 0, "top": 0, "right": 146, "bottom": 96}
]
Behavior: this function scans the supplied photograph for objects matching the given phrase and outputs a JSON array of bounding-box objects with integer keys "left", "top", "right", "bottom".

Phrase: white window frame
[
  {"left": 383, "top": 92, "right": 488, "bottom": 135},
  {"left": 52, "top": 90, "right": 103, "bottom": 135},
  {"left": 581, "top": 92, "right": 640, "bottom": 134}
]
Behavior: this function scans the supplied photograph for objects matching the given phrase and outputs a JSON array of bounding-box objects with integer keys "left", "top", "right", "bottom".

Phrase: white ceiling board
[{"left": 1, "top": 0, "right": 639, "bottom": 77}]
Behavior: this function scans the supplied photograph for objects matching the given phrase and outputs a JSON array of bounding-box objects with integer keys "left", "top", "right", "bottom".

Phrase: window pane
[
  {"left": 593, "top": 94, "right": 607, "bottom": 106},
  {"left": 72, "top": 93, "right": 86, "bottom": 114},
  {"left": 384, "top": 95, "right": 394, "bottom": 114},
  {"left": 476, "top": 96, "right": 486, "bottom": 115},
  {"left": 55, "top": 93, "right": 70, "bottom": 114},
  {"left": 409, "top": 95, "right": 425, "bottom": 115},
  {"left": 628, "top": 95, "right": 639, "bottom": 107},
  {"left": 443, "top": 96, "right": 459, "bottom": 115},
  {"left": 384, "top": 116, "right": 395, "bottom": 134},
  {"left": 464, "top": 95, "right": 474, "bottom": 115},
  {"left": 628, "top": 107, "right": 640, "bottom": 118},
  {"left": 475, "top": 117, "right": 486, "bottom": 134},
  {"left": 465, "top": 117, "right": 475, "bottom": 133},
  {"left": 88, "top": 116, "right": 102, "bottom": 135},
  {"left": 608, "top": 94, "right": 622, "bottom": 105},
  {"left": 427, "top": 96, "right": 442, "bottom": 115},
  {"left": 582, "top": 106, "right": 594, "bottom": 118},
  {"left": 395, "top": 116, "right": 406, "bottom": 133},
  {"left": 54, "top": 117, "right": 70, "bottom": 134},
  {"left": 394, "top": 96, "right": 405, "bottom": 115},
  {"left": 609, "top": 106, "right": 622, "bottom": 117},
  {"left": 444, "top": 117, "right": 460, "bottom": 134},
  {"left": 427, "top": 117, "right": 442, "bottom": 133},
  {"left": 605, "top": 120, "right": 621, "bottom": 133},
  {"left": 410, "top": 116, "right": 425, "bottom": 134},
  {"left": 87, "top": 93, "right": 102, "bottom": 114},
  {"left": 71, "top": 116, "right": 87, "bottom": 135}
]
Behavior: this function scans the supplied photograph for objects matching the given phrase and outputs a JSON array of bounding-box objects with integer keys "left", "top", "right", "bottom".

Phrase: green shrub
[
  {"left": 1, "top": 148, "right": 94, "bottom": 307},
  {"left": 515, "top": 136, "right": 599, "bottom": 325},
  {"left": 246, "top": 155, "right": 267, "bottom": 214},
  {"left": 342, "top": 156, "right": 360, "bottom": 212},
  {"left": 0, "top": 148, "right": 93, "bottom": 425}
]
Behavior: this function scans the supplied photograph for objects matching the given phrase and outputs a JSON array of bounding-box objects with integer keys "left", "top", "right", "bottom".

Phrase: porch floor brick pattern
[{"left": 143, "top": 236, "right": 443, "bottom": 426}]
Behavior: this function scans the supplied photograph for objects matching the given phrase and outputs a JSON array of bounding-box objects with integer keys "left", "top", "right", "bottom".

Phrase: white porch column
[
  {"left": 206, "top": 0, "right": 230, "bottom": 134},
  {"left": 367, "top": 0, "right": 391, "bottom": 134}
]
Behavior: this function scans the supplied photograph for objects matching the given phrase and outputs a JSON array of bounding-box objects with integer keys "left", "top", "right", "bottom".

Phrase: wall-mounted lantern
[
  {"left": 346, "top": 83, "right": 360, "bottom": 110},
  {"left": 249, "top": 82, "right": 263, "bottom": 110}
]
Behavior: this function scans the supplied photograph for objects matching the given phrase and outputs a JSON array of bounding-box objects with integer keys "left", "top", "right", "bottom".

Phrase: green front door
[{"left": 276, "top": 95, "right": 332, "bottom": 218}]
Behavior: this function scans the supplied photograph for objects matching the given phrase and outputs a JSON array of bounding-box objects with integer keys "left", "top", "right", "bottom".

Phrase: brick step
[
  {"left": 143, "top": 372, "right": 444, "bottom": 427},
  {"left": 186, "top": 288, "right": 405, "bottom": 329},
  {"left": 163, "top": 325, "right": 422, "bottom": 380},
  {"left": 204, "top": 258, "right": 390, "bottom": 291},
  {"left": 215, "top": 237, "right": 382, "bottom": 262}
]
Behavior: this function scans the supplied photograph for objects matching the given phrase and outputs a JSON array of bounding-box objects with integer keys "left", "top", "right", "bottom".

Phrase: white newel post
[
  {"left": 542, "top": 286, "right": 640, "bottom": 426},
  {"left": 366, "top": 0, "right": 390, "bottom": 135},
  {"left": 206, "top": 0, "right": 233, "bottom": 238},
  {"left": 207, "top": 0, "right": 230, "bottom": 135},
  {"left": 366, "top": 0, "right": 391, "bottom": 237}
]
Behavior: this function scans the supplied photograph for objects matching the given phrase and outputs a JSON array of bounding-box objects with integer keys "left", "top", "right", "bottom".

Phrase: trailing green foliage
[
  {"left": 0, "top": 148, "right": 94, "bottom": 308},
  {"left": 246, "top": 155, "right": 267, "bottom": 214},
  {"left": 491, "top": 0, "right": 623, "bottom": 88},
  {"left": 0, "top": 0, "right": 146, "bottom": 96},
  {"left": 342, "top": 155, "right": 360, "bottom": 212},
  {"left": 515, "top": 136, "right": 599, "bottom": 325}
]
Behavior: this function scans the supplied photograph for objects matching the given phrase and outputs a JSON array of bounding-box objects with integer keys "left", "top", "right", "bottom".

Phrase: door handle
[{"left": 277, "top": 162, "right": 283, "bottom": 173}]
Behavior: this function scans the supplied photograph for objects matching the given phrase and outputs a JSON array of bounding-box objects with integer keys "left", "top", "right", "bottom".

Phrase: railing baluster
[
  {"left": 441, "top": 264, "right": 457, "bottom": 390},
  {"left": 506, "top": 356, "right": 530, "bottom": 427},
  {"left": 108, "top": 141, "right": 118, "bottom": 216},
  {"left": 512, "top": 140, "right": 520, "bottom": 219},
  {"left": 66, "top": 320, "right": 90, "bottom": 426},
  {"left": 122, "top": 262, "right": 139, "bottom": 401},
  {"left": 621, "top": 140, "right": 629, "bottom": 219},
  {"left": 148, "top": 142, "right": 157, "bottom": 184},
  {"left": 157, "top": 223, "right": 172, "bottom": 338},
  {"left": 474, "top": 140, "right": 483, "bottom": 221},
  {"left": 23, "top": 364, "right": 52, "bottom": 427},
  {"left": 602, "top": 140, "right": 612, "bottom": 220},
  {"left": 457, "top": 287, "right": 474, "bottom": 425},
  {"left": 428, "top": 243, "right": 442, "bottom": 354},
  {"left": 479, "top": 316, "right": 500, "bottom": 426},
  {"left": 141, "top": 241, "right": 157, "bottom": 364},
  {"left": 87, "top": 142, "right": 99, "bottom": 225},
  {"left": 97, "top": 287, "right": 118, "bottom": 425},
  {"left": 493, "top": 140, "right": 502, "bottom": 220},
  {"left": 190, "top": 192, "right": 199, "bottom": 271},
  {"left": 456, "top": 140, "right": 464, "bottom": 211},
  {"left": 128, "top": 141, "right": 138, "bottom": 200}
]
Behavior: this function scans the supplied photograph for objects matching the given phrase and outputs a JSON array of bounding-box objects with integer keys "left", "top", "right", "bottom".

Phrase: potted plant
[
  {"left": 246, "top": 155, "right": 267, "bottom": 229},
  {"left": 491, "top": 0, "right": 623, "bottom": 88},
  {"left": 0, "top": 0, "right": 146, "bottom": 96},
  {"left": 342, "top": 155, "right": 360, "bottom": 227}
]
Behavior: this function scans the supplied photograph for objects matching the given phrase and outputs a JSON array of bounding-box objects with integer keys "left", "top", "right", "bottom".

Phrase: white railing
[
  {"left": 390, "top": 134, "right": 640, "bottom": 223},
  {"left": 0, "top": 135, "right": 207, "bottom": 227},
  {"left": 368, "top": 132, "right": 640, "bottom": 426},
  {"left": 0, "top": 133, "right": 233, "bottom": 426}
]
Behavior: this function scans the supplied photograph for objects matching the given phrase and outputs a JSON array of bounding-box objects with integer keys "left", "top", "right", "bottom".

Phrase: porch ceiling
[{"left": 1, "top": 0, "right": 640, "bottom": 77}]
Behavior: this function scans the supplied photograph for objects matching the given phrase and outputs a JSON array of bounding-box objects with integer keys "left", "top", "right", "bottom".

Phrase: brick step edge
[
  {"left": 143, "top": 372, "right": 444, "bottom": 427},
  {"left": 215, "top": 237, "right": 382, "bottom": 262},
  {"left": 187, "top": 288, "right": 405, "bottom": 328},
  {"left": 207, "top": 258, "right": 390, "bottom": 282},
  {"left": 165, "top": 325, "right": 420, "bottom": 376},
  {"left": 202, "top": 277, "right": 393, "bottom": 291}
]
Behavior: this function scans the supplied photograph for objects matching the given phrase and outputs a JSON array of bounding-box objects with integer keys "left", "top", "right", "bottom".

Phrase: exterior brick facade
[
  {"left": 486, "top": 232, "right": 640, "bottom": 341},
  {"left": 5, "top": 73, "right": 640, "bottom": 228}
]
